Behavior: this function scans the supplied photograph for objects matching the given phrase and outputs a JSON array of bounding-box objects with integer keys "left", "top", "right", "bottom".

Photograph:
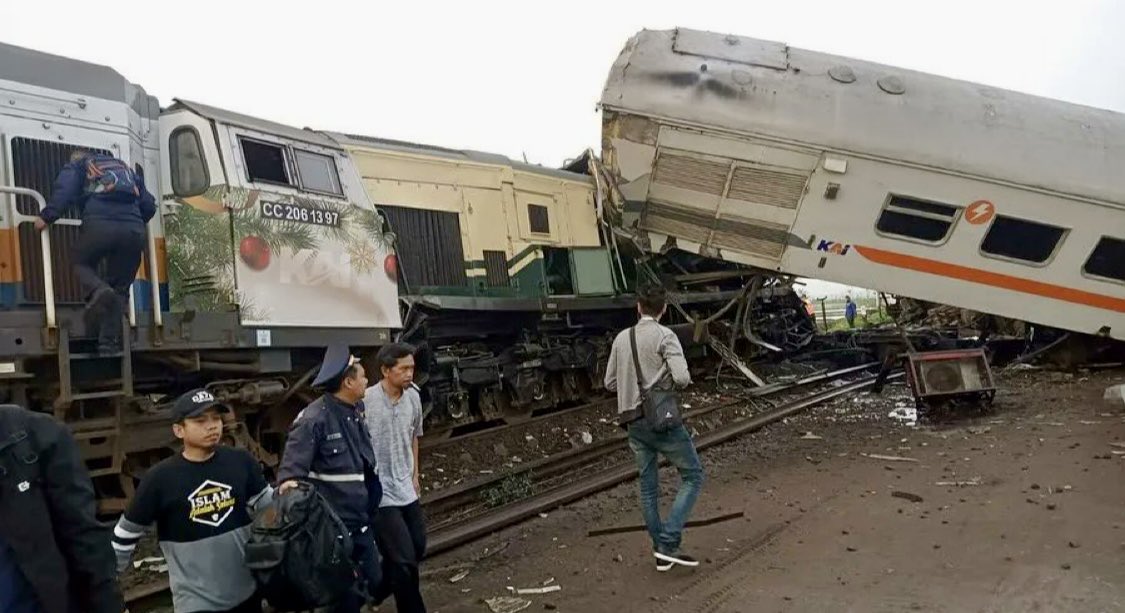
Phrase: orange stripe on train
[{"left": 853, "top": 245, "right": 1125, "bottom": 314}]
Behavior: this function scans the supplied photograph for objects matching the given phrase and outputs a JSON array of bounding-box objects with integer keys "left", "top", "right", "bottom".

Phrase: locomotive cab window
[
  {"left": 875, "top": 195, "right": 959, "bottom": 243},
  {"left": 1083, "top": 236, "right": 1125, "bottom": 282},
  {"left": 240, "top": 138, "right": 291, "bottom": 186},
  {"left": 980, "top": 215, "right": 1066, "bottom": 264},
  {"left": 528, "top": 203, "right": 550, "bottom": 234},
  {"left": 169, "top": 127, "right": 209, "bottom": 197},
  {"left": 294, "top": 149, "right": 343, "bottom": 196}
]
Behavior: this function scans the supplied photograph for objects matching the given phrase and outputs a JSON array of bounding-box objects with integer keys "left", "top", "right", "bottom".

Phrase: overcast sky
[
  {"left": 3, "top": 0, "right": 1122, "bottom": 167},
  {"left": 3, "top": 0, "right": 1121, "bottom": 298}
]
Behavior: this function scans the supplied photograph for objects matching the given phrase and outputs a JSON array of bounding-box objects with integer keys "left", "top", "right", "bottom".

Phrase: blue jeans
[{"left": 627, "top": 421, "right": 704, "bottom": 552}]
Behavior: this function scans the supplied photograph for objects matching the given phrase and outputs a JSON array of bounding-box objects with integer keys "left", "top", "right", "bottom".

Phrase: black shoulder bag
[{"left": 629, "top": 326, "right": 683, "bottom": 432}]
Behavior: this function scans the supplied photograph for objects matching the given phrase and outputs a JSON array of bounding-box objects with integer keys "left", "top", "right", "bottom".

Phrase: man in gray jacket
[{"left": 604, "top": 285, "right": 703, "bottom": 571}]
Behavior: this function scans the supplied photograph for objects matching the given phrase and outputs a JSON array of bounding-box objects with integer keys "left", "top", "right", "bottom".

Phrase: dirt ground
[{"left": 413, "top": 367, "right": 1125, "bottom": 613}]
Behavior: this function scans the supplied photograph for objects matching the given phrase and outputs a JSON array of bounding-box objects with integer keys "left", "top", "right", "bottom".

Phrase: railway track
[
  {"left": 423, "top": 365, "right": 894, "bottom": 555},
  {"left": 124, "top": 363, "right": 889, "bottom": 609}
]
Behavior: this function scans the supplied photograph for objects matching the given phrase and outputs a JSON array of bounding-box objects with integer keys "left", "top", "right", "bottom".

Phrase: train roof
[
  {"left": 0, "top": 41, "right": 159, "bottom": 119},
  {"left": 169, "top": 99, "right": 342, "bottom": 149},
  {"left": 601, "top": 28, "right": 1125, "bottom": 206},
  {"left": 327, "top": 131, "right": 592, "bottom": 183}
]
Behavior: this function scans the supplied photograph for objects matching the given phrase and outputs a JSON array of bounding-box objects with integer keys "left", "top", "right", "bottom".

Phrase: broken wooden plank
[{"left": 587, "top": 511, "right": 745, "bottom": 538}]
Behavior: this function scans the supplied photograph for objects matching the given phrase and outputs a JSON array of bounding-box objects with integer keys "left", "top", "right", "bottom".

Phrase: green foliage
[{"left": 480, "top": 473, "right": 534, "bottom": 508}]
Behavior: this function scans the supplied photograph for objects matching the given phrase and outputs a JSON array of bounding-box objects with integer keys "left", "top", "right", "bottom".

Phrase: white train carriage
[{"left": 598, "top": 28, "right": 1125, "bottom": 341}]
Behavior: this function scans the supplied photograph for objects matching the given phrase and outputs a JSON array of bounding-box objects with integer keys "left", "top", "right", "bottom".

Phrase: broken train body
[{"left": 598, "top": 28, "right": 1125, "bottom": 345}]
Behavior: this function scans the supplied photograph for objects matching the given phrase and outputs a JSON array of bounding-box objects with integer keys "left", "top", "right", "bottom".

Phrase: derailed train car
[{"left": 598, "top": 28, "right": 1125, "bottom": 343}]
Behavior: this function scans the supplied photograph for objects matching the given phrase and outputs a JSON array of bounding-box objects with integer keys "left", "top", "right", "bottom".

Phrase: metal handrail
[
  {"left": 0, "top": 185, "right": 56, "bottom": 328},
  {"left": 145, "top": 220, "right": 162, "bottom": 327}
]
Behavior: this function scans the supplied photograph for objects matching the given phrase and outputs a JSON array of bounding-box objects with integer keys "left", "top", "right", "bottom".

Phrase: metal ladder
[{"left": 0, "top": 184, "right": 161, "bottom": 478}]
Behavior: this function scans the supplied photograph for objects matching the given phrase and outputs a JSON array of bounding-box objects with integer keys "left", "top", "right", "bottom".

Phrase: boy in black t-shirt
[{"left": 112, "top": 389, "right": 273, "bottom": 613}]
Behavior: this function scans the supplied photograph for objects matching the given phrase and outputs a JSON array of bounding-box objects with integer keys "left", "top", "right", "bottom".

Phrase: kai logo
[
  {"left": 191, "top": 390, "right": 215, "bottom": 404},
  {"left": 280, "top": 250, "right": 360, "bottom": 289},
  {"left": 816, "top": 239, "right": 851, "bottom": 256},
  {"left": 188, "top": 480, "right": 236, "bottom": 528}
]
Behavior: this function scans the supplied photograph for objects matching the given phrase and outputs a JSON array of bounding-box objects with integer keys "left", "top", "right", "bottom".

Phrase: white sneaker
[{"left": 654, "top": 549, "right": 700, "bottom": 567}]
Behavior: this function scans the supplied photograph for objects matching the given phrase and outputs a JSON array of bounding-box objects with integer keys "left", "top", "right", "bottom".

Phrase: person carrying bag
[{"left": 604, "top": 285, "right": 705, "bottom": 571}]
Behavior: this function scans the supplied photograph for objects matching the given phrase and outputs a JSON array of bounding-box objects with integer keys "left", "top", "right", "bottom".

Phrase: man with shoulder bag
[{"left": 604, "top": 285, "right": 704, "bottom": 571}]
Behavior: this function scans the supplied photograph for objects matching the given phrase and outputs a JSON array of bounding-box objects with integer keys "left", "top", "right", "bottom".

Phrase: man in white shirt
[{"left": 364, "top": 343, "right": 427, "bottom": 613}]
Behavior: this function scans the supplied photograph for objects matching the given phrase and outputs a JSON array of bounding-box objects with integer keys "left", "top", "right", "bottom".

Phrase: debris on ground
[
  {"left": 485, "top": 596, "right": 533, "bottom": 613},
  {"left": 863, "top": 453, "right": 919, "bottom": 463},
  {"left": 887, "top": 405, "right": 918, "bottom": 427},
  {"left": 935, "top": 478, "right": 982, "bottom": 487},
  {"left": 800, "top": 432, "right": 824, "bottom": 440},
  {"left": 508, "top": 585, "right": 562, "bottom": 595},
  {"left": 450, "top": 569, "right": 470, "bottom": 583},
  {"left": 892, "top": 491, "right": 924, "bottom": 503}
]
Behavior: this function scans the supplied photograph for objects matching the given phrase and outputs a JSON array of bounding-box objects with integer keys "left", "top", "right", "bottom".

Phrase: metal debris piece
[
  {"left": 892, "top": 491, "right": 924, "bottom": 503},
  {"left": 935, "top": 478, "right": 981, "bottom": 487},
  {"left": 449, "top": 570, "right": 470, "bottom": 583},
  {"left": 508, "top": 585, "right": 562, "bottom": 595},
  {"left": 863, "top": 453, "right": 919, "bottom": 463},
  {"left": 800, "top": 432, "right": 823, "bottom": 440},
  {"left": 708, "top": 337, "right": 765, "bottom": 386},
  {"left": 485, "top": 596, "right": 533, "bottom": 613}
]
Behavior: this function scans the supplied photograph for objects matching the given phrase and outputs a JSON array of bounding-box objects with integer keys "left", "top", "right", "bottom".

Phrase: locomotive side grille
[
  {"left": 652, "top": 152, "right": 729, "bottom": 196},
  {"left": 378, "top": 204, "right": 467, "bottom": 288},
  {"left": 482, "top": 250, "right": 510, "bottom": 287},
  {"left": 726, "top": 165, "right": 808, "bottom": 209},
  {"left": 10, "top": 138, "right": 111, "bottom": 304}
]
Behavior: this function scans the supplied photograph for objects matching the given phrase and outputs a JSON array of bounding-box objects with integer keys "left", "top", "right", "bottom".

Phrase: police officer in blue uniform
[{"left": 277, "top": 344, "right": 383, "bottom": 612}]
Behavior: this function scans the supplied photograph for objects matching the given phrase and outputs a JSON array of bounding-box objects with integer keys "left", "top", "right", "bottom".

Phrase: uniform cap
[{"left": 313, "top": 343, "right": 359, "bottom": 387}]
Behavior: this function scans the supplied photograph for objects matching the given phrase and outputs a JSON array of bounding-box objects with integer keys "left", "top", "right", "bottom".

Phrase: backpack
[
  {"left": 81, "top": 153, "right": 140, "bottom": 199},
  {"left": 243, "top": 482, "right": 356, "bottom": 611}
]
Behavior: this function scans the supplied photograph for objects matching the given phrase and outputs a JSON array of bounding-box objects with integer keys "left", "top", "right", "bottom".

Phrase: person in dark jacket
[
  {"left": 34, "top": 149, "right": 156, "bottom": 353},
  {"left": 0, "top": 404, "right": 124, "bottom": 613},
  {"left": 277, "top": 344, "right": 383, "bottom": 613}
]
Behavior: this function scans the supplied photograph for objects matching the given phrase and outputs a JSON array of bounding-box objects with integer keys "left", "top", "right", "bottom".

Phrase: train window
[
  {"left": 294, "top": 149, "right": 343, "bottom": 196},
  {"left": 980, "top": 215, "right": 1066, "bottom": 264},
  {"left": 169, "top": 127, "right": 209, "bottom": 197},
  {"left": 1083, "top": 236, "right": 1125, "bottom": 282},
  {"left": 528, "top": 204, "right": 550, "bottom": 234},
  {"left": 240, "top": 138, "right": 291, "bottom": 186},
  {"left": 875, "top": 195, "right": 959, "bottom": 242}
]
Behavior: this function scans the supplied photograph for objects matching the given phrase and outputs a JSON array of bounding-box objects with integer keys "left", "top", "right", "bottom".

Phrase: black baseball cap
[{"left": 172, "top": 388, "right": 230, "bottom": 421}]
